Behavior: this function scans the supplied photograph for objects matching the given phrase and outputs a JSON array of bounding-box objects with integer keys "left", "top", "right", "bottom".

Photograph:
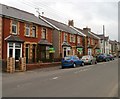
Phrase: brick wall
[{"left": 0, "top": 17, "right": 2, "bottom": 60}]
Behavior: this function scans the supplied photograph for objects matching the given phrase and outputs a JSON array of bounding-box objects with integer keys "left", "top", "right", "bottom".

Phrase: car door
[{"left": 73, "top": 56, "right": 80, "bottom": 65}]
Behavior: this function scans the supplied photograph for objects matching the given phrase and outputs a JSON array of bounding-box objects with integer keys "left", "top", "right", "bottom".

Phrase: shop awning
[
  {"left": 77, "top": 48, "right": 83, "bottom": 52},
  {"left": 96, "top": 49, "right": 101, "bottom": 53},
  {"left": 49, "top": 47, "right": 55, "bottom": 53},
  {"left": 38, "top": 39, "right": 52, "bottom": 46},
  {"left": 5, "top": 35, "right": 24, "bottom": 43}
]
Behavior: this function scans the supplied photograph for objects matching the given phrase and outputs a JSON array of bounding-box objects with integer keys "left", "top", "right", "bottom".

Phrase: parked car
[
  {"left": 61, "top": 56, "right": 84, "bottom": 69},
  {"left": 96, "top": 54, "right": 110, "bottom": 62},
  {"left": 81, "top": 55, "right": 97, "bottom": 65},
  {"left": 107, "top": 54, "right": 114, "bottom": 60}
]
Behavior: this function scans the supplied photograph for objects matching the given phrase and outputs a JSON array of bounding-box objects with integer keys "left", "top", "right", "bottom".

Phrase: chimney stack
[{"left": 68, "top": 20, "right": 74, "bottom": 26}]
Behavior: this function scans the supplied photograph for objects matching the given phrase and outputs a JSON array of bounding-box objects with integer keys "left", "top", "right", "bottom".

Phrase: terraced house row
[{"left": 0, "top": 4, "right": 119, "bottom": 71}]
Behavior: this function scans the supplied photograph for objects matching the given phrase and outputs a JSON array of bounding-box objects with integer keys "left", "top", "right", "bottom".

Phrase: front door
[
  {"left": 26, "top": 44, "right": 29, "bottom": 63},
  {"left": 32, "top": 45, "right": 36, "bottom": 63},
  {"left": 64, "top": 48, "right": 66, "bottom": 57}
]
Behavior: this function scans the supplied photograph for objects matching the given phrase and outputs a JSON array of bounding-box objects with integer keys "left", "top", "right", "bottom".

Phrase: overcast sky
[{"left": 0, "top": 0, "right": 119, "bottom": 41}]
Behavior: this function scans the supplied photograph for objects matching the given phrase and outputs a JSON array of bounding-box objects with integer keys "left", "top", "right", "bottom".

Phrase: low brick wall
[{"left": 26, "top": 62, "right": 61, "bottom": 70}]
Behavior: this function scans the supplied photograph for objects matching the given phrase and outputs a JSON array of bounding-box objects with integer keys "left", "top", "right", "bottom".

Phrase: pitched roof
[
  {"left": 38, "top": 39, "right": 52, "bottom": 46},
  {"left": 0, "top": 4, "right": 52, "bottom": 28},
  {"left": 41, "top": 17, "right": 84, "bottom": 36},
  {"left": 76, "top": 28, "right": 100, "bottom": 39},
  {"left": 96, "top": 34, "right": 109, "bottom": 41},
  {"left": 5, "top": 35, "right": 24, "bottom": 43}
]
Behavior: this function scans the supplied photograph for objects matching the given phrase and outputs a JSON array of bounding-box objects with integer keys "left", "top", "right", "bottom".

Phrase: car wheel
[
  {"left": 90, "top": 61, "right": 92, "bottom": 65},
  {"left": 73, "top": 63, "right": 76, "bottom": 68},
  {"left": 81, "top": 62, "right": 84, "bottom": 66},
  {"left": 95, "top": 61, "right": 97, "bottom": 64},
  {"left": 61, "top": 66, "right": 64, "bottom": 69}
]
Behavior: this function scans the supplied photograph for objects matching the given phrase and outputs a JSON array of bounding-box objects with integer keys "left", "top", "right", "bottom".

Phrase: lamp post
[{"left": 103, "top": 25, "right": 105, "bottom": 54}]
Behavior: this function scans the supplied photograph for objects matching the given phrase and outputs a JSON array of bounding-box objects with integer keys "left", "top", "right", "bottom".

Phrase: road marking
[
  {"left": 74, "top": 68, "right": 91, "bottom": 74},
  {"left": 52, "top": 77, "right": 59, "bottom": 80}
]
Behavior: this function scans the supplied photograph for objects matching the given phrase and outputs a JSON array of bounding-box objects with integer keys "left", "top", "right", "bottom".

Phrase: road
[{"left": 2, "top": 59, "right": 118, "bottom": 97}]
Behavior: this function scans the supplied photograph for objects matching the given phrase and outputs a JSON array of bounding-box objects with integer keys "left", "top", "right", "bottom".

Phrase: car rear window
[
  {"left": 82, "top": 56, "right": 89, "bottom": 59},
  {"left": 64, "top": 56, "right": 71, "bottom": 60}
]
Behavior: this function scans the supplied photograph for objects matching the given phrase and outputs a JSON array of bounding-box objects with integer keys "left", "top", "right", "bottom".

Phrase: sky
[{"left": 0, "top": 0, "right": 119, "bottom": 41}]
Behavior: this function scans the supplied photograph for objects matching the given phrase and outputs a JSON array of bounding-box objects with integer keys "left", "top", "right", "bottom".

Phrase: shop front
[
  {"left": 76, "top": 44, "right": 83, "bottom": 58},
  {"left": 38, "top": 39, "right": 55, "bottom": 62}
]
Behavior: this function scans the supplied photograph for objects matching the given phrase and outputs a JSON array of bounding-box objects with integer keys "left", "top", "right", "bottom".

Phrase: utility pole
[{"left": 103, "top": 25, "right": 105, "bottom": 54}]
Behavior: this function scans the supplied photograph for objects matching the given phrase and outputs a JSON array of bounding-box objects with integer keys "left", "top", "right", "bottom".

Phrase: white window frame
[
  {"left": 73, "top": 35, "right": 75, "bottom": 43},
  {"left": 77, "top": 36, "right": 80, "bottom": 44},
  {"left": 25, "top": 24, "right": 30, "bottom": 36},
  {"left": 12, "top": 21, "right": 18, "bottom": 34},
  {"left": 64, "top": 33, "right": 68, "bottom": 41},
  {"left": 88, "top": 38, "right": 90, "bottom": 45},
  {"left": 70, "top": 34, "right": 73, "bottom": 42},
  {"left": 42, "top": 28, "right": 47, "bottom": 39},
  {"left": 32, "top": 26, "right": 36, "bottom": 37},
  {"left": 7, "top": 43, "right": 22, "bottom": 60}
]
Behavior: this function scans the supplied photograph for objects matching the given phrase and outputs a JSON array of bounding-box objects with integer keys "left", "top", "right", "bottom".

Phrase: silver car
[{"left": 81, "top": 55, "right": 97, "bottom": 65}]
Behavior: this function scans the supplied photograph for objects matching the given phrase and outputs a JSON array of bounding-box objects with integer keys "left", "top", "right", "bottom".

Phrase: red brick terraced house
[
  {"left": 0, "top": 4, "right": 54, "bottom": 70},
  {"left": 40, "top": 17, "right": 86, "bottom": 59},
  {"left": 76, "top": 27, "right": 100, "bottom": 56}
]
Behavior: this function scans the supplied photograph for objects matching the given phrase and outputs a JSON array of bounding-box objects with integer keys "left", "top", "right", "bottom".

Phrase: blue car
[
  {"left": 61, "top": 56, "right": 84, "bottom": 69},
  {"left": 96, "top": 54, "right": 110, "bottom": 62}
]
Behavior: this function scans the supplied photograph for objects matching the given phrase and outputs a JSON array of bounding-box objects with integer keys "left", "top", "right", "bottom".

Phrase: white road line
[
  {"left": 52, "top": 77, "right": 59, "bottom": 80},
  {"left": 74, "top": 68, "right": 91, "bottom": 74}
]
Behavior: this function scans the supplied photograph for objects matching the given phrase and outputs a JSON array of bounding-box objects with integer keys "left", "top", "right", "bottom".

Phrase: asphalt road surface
[{"left": 2, "top": 59, "right": 118, "bottom": 97}]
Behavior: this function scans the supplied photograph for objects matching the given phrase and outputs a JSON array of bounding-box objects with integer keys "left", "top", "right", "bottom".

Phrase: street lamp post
[{"left": 103, "top": 25, "right": 105, "bottom": 54}]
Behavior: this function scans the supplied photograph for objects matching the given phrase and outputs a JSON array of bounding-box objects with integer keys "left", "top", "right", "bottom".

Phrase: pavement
[{"left": 2, "top": 58, "right": 119, "bottom": 97}]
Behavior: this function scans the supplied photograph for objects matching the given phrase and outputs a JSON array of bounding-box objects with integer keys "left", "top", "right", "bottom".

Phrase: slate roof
[
  {"left": 38, "top": 39, "right": 52, "bottom": 46},
  {"left": 41, "top": 17, "right": 84, "bottom": 36},
  {"left": 76, "top": 28, "right": 99, "bottom": 39},
  {"left": 96, "top": 34, "right": 109, "bottom": 41},
  {"left": 5, "top": 35, "right": 24, "bottom": 43},
  {"left": 0, "top": 4, "right": 52, "bottom": 28}
]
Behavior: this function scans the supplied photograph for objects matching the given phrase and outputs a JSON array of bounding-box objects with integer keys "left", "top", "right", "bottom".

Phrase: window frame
[
  {"left": 25, "top": 24, "right": 30, "bottom": 36},
  {"left": 12, "top": 20, "right": 18, "bottom": 34},
  {"left": 32, "top": 25, "right": 36, "bottom": 37},
  {"left": 42, "top": 28, "right": 47, "bottom": 39}
]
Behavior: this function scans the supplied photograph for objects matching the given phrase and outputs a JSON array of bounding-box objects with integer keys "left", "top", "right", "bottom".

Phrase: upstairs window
[
  {"left": 77, "top": 36, "right": 80, "bottom": 44},
  {"left": 88, "top": 38, "right": 90, "bottom": 45},
  {"left": 32, "top": 26, "right": 36, "bottom": 37},
  {"left": 42, "top": 28, "right": 47, "bottom": 39},
  {"left": 73, "top": 35, "right": 76, "bottom": 43},
  {"left": 64, "top": 33, "right": 68, "bottom": 41},
  {"left": 70, "top": 35, "right": 73, "bottom": 42},
  {"left": 12, "top": 20, "right": 18, "bottom": 34},
  {"left": 25, "top": 24, "right": 30, "bottom": 36}
]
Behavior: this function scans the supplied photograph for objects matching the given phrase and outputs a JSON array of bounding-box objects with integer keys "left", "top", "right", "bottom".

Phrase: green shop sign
[
  {"left": 96, "top": 49, "right": 101, "bottom": 53},
  {"left": 49, "top": 47, "right": 55, "bottom": 53},
  {"left": 77, "top": 48, "right": 83, "bottom": 52}
]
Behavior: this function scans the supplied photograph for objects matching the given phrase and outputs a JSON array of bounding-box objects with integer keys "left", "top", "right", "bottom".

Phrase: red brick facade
[{"left": 2, "top": 17, "right": 53, "bottom": 63}]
